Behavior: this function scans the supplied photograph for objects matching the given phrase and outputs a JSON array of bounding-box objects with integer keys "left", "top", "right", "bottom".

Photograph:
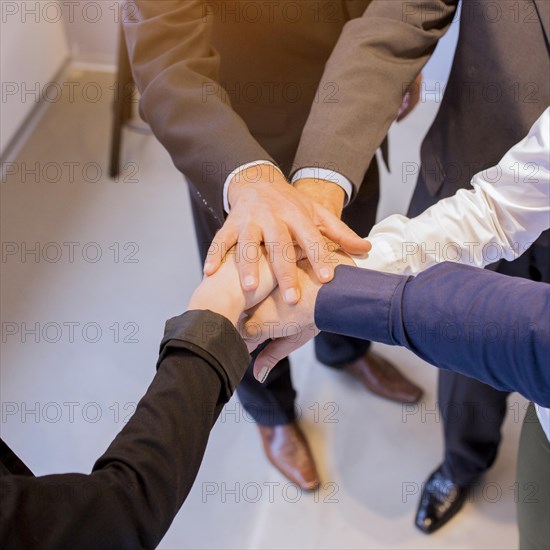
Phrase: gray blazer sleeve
[
  {"left": 293, "top": 0, "right": 458, "bottom": 198},
  {"left": 122, "top": 1, "right": 273, "bottom": 222}
]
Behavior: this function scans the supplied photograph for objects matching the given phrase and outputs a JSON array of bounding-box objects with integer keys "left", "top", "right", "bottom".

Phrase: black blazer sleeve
[{"left": 0, "top": 311, "right": 249, "bottom": 550}]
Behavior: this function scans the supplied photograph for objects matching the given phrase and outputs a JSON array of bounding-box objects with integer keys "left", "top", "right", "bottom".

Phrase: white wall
[
  {"left": 0, "top": 0, "right": 70, "bottom": 155},
  {"left": 61, "top": 0, "right": 120, "bottom": 66}
]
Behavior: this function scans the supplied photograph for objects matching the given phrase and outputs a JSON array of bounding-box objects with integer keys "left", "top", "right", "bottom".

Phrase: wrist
[
  {"left": 188, "top": 285, "right": 245, "bottom": 327},
  {"left": 294, "top": 178, "right": 345, "bottom": 217},
  {"left": 187, "top": 292, "right": 244, "bottom": 327},
  {"left": 335, "top": 249, "right": 357, "bottom": 268},
  {"left": 228, "top": 164, "right": 287, "bottom": 208}
]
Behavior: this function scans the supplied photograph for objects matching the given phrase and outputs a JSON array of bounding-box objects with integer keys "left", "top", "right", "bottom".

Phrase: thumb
[
  {"left": 316, "top": 207, "right": 372, "bottom": 255},
  {"left": 253, "top": 328, "right": 317, "bottom": 383}
]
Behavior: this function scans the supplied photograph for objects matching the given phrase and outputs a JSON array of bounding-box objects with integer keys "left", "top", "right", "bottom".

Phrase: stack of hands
[
  {"left": 188, "top": 238, "right": 360, "bottom": 383},
  {"left": 188, "top": 158, "right": 373, "bottom": 382},
  {"left": 187, "top": 74, "right": 422, "bottom": 382}
]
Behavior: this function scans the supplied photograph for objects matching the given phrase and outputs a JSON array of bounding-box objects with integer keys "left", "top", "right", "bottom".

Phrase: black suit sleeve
[{"left": 0, "top": 310, "right": 249, "bottom": 550}]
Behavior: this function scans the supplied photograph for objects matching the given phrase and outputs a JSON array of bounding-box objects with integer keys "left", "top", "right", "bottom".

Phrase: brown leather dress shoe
[
  {"left": 346, "top": 351, "right": 423, "bottom": 403},
  {"left": 258, "top": 422, "right": 320, "bottom": 490}
]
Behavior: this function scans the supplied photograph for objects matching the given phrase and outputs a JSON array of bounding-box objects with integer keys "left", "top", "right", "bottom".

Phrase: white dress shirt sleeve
[{"left": 354, "top": 107, "right": 550, "bottom": 275}]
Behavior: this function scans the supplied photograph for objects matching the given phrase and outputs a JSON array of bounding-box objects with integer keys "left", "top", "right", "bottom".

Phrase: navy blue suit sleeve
[{"left": 315, "top": 263, "right": 550, "bottom": 407}]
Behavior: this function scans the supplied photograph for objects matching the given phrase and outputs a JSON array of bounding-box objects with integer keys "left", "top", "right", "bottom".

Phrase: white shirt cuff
[
  {"left": 223, "top": 161, "right": 282, "bottom": 213},
  {"left": 291, "top": 167, "right": 353, "bottom": 206},
  {"left": 351, "top": 234, "right": 404, "bottom": 274}
]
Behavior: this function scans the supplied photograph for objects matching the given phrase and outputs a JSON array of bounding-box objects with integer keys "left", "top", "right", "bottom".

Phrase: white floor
[{"left": 0, "top": 69, "right": 527, "bottom": 549}]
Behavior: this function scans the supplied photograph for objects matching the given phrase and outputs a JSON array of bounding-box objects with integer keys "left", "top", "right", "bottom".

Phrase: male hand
[
  {"left": 294, "top": 177, "right": 346, "bottom": 218},
  {"left": 242, "top": 248, "right": 356, "bottom": 382},
  {"left": 204, "top": 164, "right": 370, "bottom": 304},
  {"left": 397, "top": 72, "right": 423, "bottom": 122}
]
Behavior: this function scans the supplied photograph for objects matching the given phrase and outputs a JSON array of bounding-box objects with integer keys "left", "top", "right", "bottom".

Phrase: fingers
[
  {"left": 407, "top": 86, "right": 421, "bottom": 115},
  {"left": 203, "top": 225, "right": 238, "bottom": 276},
  {"left": 397, "top": 72, "right": 422, "bottom": 122},
  {"left": 204, "top": 185, "right": 364, "bottom": 296},
  {"left": 236, "top": 224, "right": 263, "bottom": 291},
  {"left": 241, "top": 257, "right": 279, "bottom": 311},
  {"left": 253, "top": 329, "right": 316, "bottom": 382},
  {"left": 237, "top": 316, "right": 260, "bottom": 353},
  {"left": 292, "top": 219, "right": 337, "bottom": 284},
  {"left": 396, "top": 93, "right": 411, "bottom": 122},
  {"left": 264, "top": 223, "right": 300, "bottom": 304},
  {"left": 315, "top": 207, "right": 372, "bottom": 256},
  {"left": 245, "top": 339, "right": 259, "bottom": 354}
]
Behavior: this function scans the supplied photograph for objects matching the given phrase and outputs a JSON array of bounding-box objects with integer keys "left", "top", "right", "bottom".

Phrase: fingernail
[
  {"left": 244, "top": 275, "right": 257, "bottom": 289},
  {"left": 258, "top": 366, "right": 271, "bottom": 383},
  {"left": 203, "top": 262, "right": 213, "bottom": 273},
  {"left": 319, "top": 267, "right": 331, "bottom": 281},
  {"left": 285, "top": 288, "right": 299, "bottom": 303}
]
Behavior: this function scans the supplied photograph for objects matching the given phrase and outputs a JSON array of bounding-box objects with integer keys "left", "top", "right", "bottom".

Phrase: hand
[
  {"left": 242, "top": 248, "right": 356, "bottom": 381},
  {"left": 397, "top": 72, "right": 423, "bottom": 122},
  {"left": 294, "top": 178, "right": 346, "bottom": 218},
  {"left": 204, "top": 164, "right": 371, "bottom": 304},
  {"left": 188, "top": 245, "right": 277, "bottom": 326}
]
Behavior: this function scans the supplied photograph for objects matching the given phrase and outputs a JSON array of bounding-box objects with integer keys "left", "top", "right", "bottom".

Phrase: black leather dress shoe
[{"left": 415, "top": 466, "right": 467, "bottom": 534}]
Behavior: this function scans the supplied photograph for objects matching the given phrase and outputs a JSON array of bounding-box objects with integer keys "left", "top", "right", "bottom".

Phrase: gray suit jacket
[
  {"left": 295, "top": 0, "right": 550, "bottom": 204},
  {"left": 123, "top": 0, "right": 392, "bottom": 225}
]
